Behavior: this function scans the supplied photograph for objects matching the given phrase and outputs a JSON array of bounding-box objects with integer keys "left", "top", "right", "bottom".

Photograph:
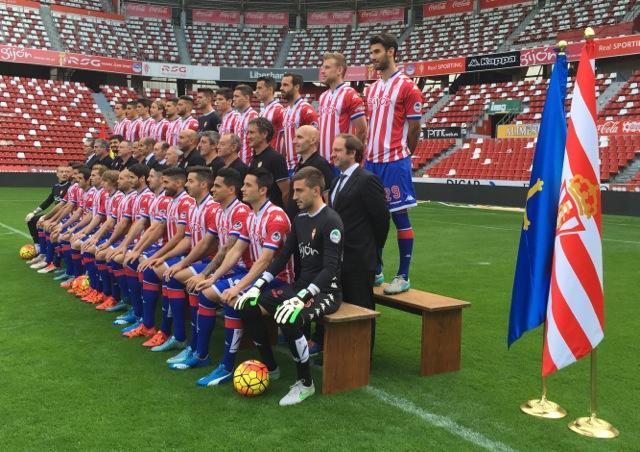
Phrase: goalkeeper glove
[
  {"left": 25, "top": 207, "right": 42, "bottom": 222},
  {"left": 274, "top": 289, "right": 311, "bottom": 324},
  {"left": 234, "top": 278, "right": 267, "bottom": 310}
]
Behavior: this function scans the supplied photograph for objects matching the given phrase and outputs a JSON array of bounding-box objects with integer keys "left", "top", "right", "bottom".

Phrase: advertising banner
[
  {"left": 244, "top": 11, "right": 289, "bottom": 26},
  {"left": 423, "top": 126, "right": 465, "bottom": 139},
  {"left": 466, "top": 50, "right": 520, "bottom": 71},
  {"left": 597, "top": 119, "right": 640, "bottom": 135},
  {"left": 496, "top": 123, "right": 540, "bottom": 138},
  {"left": 125, "top": 3, "right": 171, "bottom": 20},
  {"left": 192, "top": 9, "right": 241, "bottom": 24},
  {"left": 0, "top": 44, "right": 142, "bottom": 75},
  {"left": 142, "top": 62, "right": 220, "bottom": 80},
  {"left": 357, "top": 7, "right": 404, "bottom": 24},
  {"left": 479, "top": 0, "right": 533, "bottom": 10},
  {"left": 307, "top": 11, "right": 353, "bottom": 26},
  {"left": 219, "top": 67, "right": 319, "bottom": 82},
  {"left": 423, "top": 0, "right": 473, "bottom": 18},
  {"left": 488, "top": 99, "right": 522, "bottom": 114}
]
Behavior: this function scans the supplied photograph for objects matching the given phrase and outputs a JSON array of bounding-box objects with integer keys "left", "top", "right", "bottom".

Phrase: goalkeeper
[{"left": 235, "top": 166, "right": 344, "bottom": 406}]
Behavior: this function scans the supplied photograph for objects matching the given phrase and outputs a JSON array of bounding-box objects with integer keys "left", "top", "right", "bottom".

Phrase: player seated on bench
[{"left": 234, "top": 166, "right": 344, "bottom": 406}]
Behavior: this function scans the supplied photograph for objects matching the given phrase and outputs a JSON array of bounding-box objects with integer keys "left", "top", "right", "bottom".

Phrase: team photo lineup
[{"left": 22, "top": 33, "right": 418, "bottom": 406}]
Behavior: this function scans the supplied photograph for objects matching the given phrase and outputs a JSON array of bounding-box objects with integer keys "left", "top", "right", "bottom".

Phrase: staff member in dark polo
[
  {"left": 177, "top": 129, "right": 206, "bottom": 169},
  {"left": 286, "top": 125, "right": 335, "bottom": 220},
  {"left": 247, "top": 117, "right": 289, "bottom": 207},
  {"left": 327, "top": 133, "right": 389, "bottom": 350},
  {"left": 93, "top": 138, "right": 114, "bottom": 169}
]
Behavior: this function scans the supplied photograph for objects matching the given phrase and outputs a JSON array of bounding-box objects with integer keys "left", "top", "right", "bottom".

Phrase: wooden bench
[
  {"left": 320, "top": 302, "right": 380, "bottom": 395},
  {"left": 374, "top": 285, "right": 470, "bottom": 376},
  {"left": 245, "top": 302, "right": 380, "bottom": 395}
]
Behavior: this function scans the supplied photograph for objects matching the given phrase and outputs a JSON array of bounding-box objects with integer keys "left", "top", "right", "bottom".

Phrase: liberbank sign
[{"left": 219, "top": 67, "right": 320, "bottom": 82}]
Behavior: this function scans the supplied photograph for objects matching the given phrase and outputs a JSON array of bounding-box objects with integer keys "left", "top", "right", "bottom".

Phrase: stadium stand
[
  {"left": 412, "top": 139, "right": 456, "bottom": 171},
  {"left": 53, "top": 13, "right": 179, "bottom": 62},
  {"left": 0, "top": 76, "right": 104, "bottom": 170},
  {"left": 400, "top": 4, "right": 532, "bottom": 61},
  {"left": 186, "top": 24, "right": 286, "bottom": 66},
  {"left": 600, "top": 69, "right": 640, "bottom": 119},
  {"left": 100, "top": 85, "right": 139, "bottom": 106},
  {"left": 40, "top": 0, "right": 103, "bottom": 11},
  {"left": 285, "top": 21, "right": 405, "bottom": 67},
  {"left": 0, "top": 4, "right": 51, "bottom": 49},
  {"left": 514, "top": 0, "right": 632, "bottom": 46}
]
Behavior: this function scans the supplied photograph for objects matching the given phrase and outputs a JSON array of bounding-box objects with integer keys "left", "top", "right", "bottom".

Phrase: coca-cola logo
[
  {"left": 596, "top": 120, "right": 640, "bottom": 135},
  {"left": 148, "top": 6, "right": 168, "bottom": 14},
  {"left": 428, "top": 2, "right": 446, "bottom": 11},
  {"left": 452, "top": 0, "right": 472, "bottom": 7},
  {"left": 0, "top": 46, "right": 33, "bottom": 62},
  {"left": 597, "top": 120, "right": 620, "bottom": 134}
]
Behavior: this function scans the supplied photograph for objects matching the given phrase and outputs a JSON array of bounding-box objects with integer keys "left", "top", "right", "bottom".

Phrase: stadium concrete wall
[{"left": 1, "top": 173, "right": 638, "bottom": 216}]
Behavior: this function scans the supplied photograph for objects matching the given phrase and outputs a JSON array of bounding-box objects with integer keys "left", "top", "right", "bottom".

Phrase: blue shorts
[
  {"left": 61, "top": 221, "right": 79, "bottom": 234},
  {"left": 109, "top": 238, "right": 124, "bottom": 249},
  {"left": 189, "top": 258, "right": 211, "bottom": 275},
  {"left": 141, "top": 243, "right": 162, "bottom": 259},
  {"left": 212, "top": 266, "right": 285, "bottom": 296},
  {"left": 365, "top": 157, "right": 417, "bottom": 212},
  {"left": 96, "top": 233, "right": 112, "bottom": 247},
  {"left": 165, "top": 255, "right": 186, "bottom": 268}
]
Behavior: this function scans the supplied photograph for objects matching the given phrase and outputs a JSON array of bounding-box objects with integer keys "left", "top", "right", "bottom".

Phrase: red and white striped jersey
[
  {"left": 139, "top": 117, "right": 154, "bottom": 139},
  {"left": 107, "top": 190, "right": 125, "bottom": 220},
  {"left": 92, "top": 187, "right": 105, "bottom": 217},
  {"left": 132, "top": 187, "right": 155, "bottom": 221},
  {"left": 175, "top": 115, "right": 199, "bottom": 144},
  {"left": 365, "top": 70, "right": 423, "bottom": 163},
  {"left": 260, "top": 99, "right": 285, "bottom": 151},
  {"left": 219, "top": 109, "right": 239, "bottom": 135},
  {"left": 235, "top": 107, "right": 259, "bottom": 165},
  {"left": 185, "top": 194, "right": 219, "bottom": 248},
  {"left": 282, "top": 97, "right": 319, "bottom": 170},
  {"left": 147, "top": 190, "right": 171, "bottom": 245},
  {"left": 318, "top": 83, "right": 365, "bottom": 162},
  {"left": 166, "top": 190, "right": 195, "bottom": 241},
  {"left": 113, "top": 118, "right": 130, "bottom": 137},
  {"left": 165, "top": 117, "right": 181, "bottom": 146},
  {"left": 74, "top": 187, "right": 86, "bottom": 211},
  {"left": 126, "top": 117, "right": 142, "bottom": 142},
  {"left": 118, "top": 189, "right": 138, "bottom": 223},
  {"left": 63, "top": 182, "right": 80, "bottom": 205},
  {"left": 208, "top": 198, "right": 251, "bottom": 268},
  {"left": 150, "top": 118, "right": 170, "bottom": 142},
  {"left": 81, "top": 186, "right": 97, "bottom": 216},
  {"left": 239, "top": 201, "right": 293, "bottom": 282}
]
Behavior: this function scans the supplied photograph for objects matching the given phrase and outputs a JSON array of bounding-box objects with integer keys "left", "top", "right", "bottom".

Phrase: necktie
[{"left": 333, "top": 174, "right": 347, "bottom": 203}]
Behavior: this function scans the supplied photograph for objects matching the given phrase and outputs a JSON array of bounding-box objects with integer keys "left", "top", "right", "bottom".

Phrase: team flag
[
  {"left": 543, "top": 37, "right": 604, "bottom": 376},
  {"left": 508, "top": 49, "right": 568, "bottom": 346}
]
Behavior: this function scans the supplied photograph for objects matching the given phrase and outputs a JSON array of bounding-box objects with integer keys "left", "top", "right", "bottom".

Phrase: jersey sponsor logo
[
  {"left": 329, "top": 229, "right": 342, "bottom": 244},
  {"left": 298, "top": 243, "right": 319, "bottom": 257}
]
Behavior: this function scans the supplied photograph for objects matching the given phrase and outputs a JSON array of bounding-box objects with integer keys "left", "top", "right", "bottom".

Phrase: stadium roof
[{"left": 148, "top": 0, "right": 437, "bottom": 13}]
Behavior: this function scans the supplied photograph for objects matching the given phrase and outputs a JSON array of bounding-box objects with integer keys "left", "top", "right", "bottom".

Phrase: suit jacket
[{"left": 329, "top": 166, "right": 389, "bottom": 274}]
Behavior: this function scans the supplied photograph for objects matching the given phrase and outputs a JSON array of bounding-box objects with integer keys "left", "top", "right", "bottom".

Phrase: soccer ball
[
  {"left": 233, "top": 360, "right": 270, "bottom": 397},
  {"left": 19, "top": 244, "right": 37, "bottom": 260}
]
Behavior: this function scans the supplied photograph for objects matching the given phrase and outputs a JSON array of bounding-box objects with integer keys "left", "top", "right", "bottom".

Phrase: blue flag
[{"left": 508, "top": 51, "right": 568, "bottom": 346}]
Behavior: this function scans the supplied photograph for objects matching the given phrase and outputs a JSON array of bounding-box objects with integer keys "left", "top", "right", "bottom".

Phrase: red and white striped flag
[{"left": 542, "top": 37, "right": 604, "bottom": 376}]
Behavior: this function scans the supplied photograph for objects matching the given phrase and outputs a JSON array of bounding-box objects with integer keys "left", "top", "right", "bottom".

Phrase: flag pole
[
  {"left": 568, "top": 349, "right": 619, "bottom": 438},
  {"left": 520, "top": 328, "right": 566, "bottom": 419},
  {"left": 566, "top": 27, "right": 619, "bottom": 439},
  {"left": 520, "top": 39, "right": 568, "bottom": 420}
]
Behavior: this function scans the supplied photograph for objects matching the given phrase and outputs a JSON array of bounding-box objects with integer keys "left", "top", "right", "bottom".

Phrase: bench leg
[
  {"left": 420, "top": 309, "right": 462, "bottom": 376},
  {"left": 322, "top": 319, "right": 372, "bottom": 395}
]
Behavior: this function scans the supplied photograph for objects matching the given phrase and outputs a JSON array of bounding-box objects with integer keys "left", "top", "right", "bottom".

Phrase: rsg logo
[
  {"left": 66, "top": 55, "right": 101, "bottom": 68},
  {"left": 161, "top": 65, "right": 187, "bottom": 74}
]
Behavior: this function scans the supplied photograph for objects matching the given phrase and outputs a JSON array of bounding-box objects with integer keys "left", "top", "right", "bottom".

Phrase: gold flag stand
[
  {"left": 521, "top": 376, "right": 567, "bottom": 419},
  {"left": 521, "top": 331, "right": 567, "bottom": 419},
  {"left": 568, "top": 349, "right": 619, "bottom": 438}
]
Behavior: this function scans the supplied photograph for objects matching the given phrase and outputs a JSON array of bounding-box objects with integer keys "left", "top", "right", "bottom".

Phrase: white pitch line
[
  {"left": 0, "top": 222, "right": 31, "bottom": 239},
  {"left": 365, "top": 386, "right": 516, "bottom": 452}
]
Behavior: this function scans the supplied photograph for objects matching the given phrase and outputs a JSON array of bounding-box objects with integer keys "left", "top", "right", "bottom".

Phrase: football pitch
[{"left": 0, "top": 187, "right": 638, "bottom": 451}]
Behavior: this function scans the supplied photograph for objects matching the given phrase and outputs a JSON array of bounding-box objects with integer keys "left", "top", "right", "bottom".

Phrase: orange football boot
[
  {"left": 96, "top": 296, "right": 117, "bottom": 310},
  {"left": 142, "top": 330, "right": 168, "bottom": 347},
  {"left": 123, "top": 324, "right": 156, "bottom": 338}
]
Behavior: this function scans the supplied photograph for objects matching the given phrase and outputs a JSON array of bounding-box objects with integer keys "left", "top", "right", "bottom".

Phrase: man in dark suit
[{"left": 321, "top": 133, "right": 389, "bottom": 352}]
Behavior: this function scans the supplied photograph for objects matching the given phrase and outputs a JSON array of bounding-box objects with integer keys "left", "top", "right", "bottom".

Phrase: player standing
[
  {"left": 233, "top": 84, "right": 259, "bottom": 165},
  {"left": 112, "top": 101, "right": 130, "bottom": 138},
  {"left": 365, "top": 33, "right": 422, "bottom": 294},
  {"left": 215, "top": 88, "right": 238, "bottom": 134},
  {"left": 256, "top": 76, "right": 284, "bottom": 152},
  {"left": 318, "top": 53, "right": 367, "bottom": 164},
  {"left": 281, "top": 73, "right": 319, "bottom": 174}
]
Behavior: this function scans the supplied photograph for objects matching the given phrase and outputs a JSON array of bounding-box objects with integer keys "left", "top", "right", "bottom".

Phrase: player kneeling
[{"left": 235, "top": 167, "right": 344, "bottom": 405}]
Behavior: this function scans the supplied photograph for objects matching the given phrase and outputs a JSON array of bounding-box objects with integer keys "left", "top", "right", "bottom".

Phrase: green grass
[{"left": 0, "top": 187, "right": 638, "bottom": 451}]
